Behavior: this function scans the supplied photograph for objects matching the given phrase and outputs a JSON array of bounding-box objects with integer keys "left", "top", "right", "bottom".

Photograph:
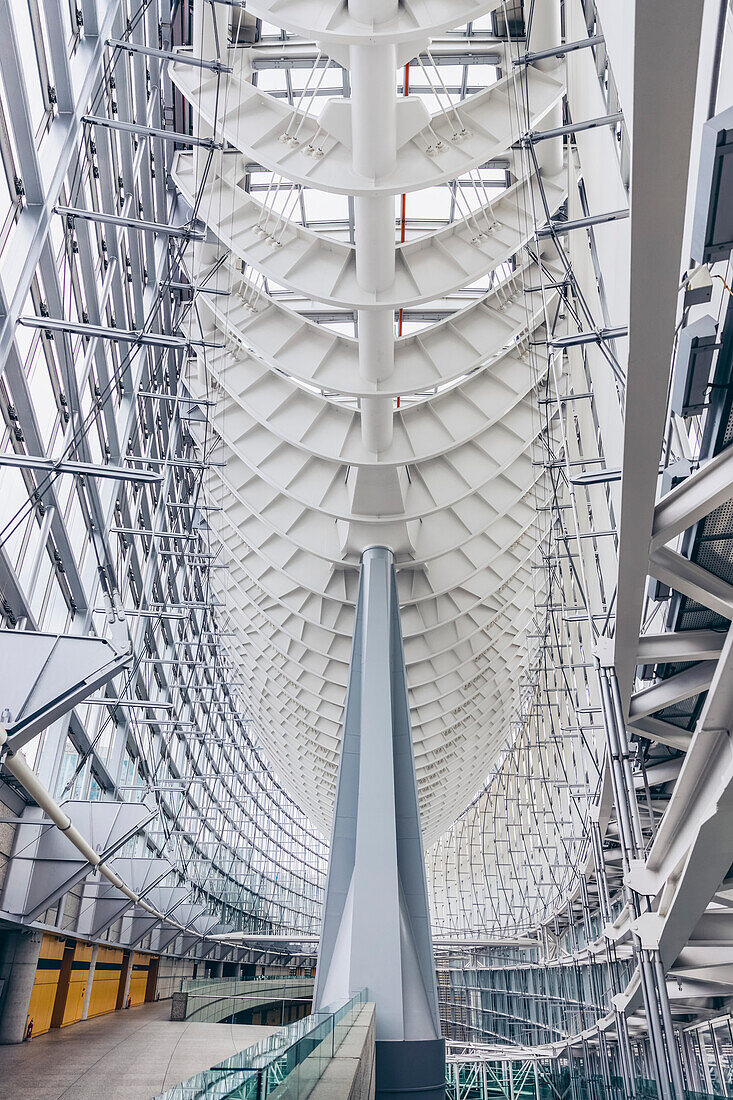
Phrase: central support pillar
[
  {"left": 314, "top": 547, "right": 444, "bottom": 1099},
  {"left": 349, "top": 1, "right": 397, "bottom": 453}
]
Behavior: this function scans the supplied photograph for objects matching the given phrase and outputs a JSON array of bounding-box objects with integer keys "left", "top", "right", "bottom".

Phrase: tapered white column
[
  {"left": 81, "top": 944, "right": 98, "bottom": 1021},
  {"left": 314, "top": 547, "right": 444, "bottom": 1099}
]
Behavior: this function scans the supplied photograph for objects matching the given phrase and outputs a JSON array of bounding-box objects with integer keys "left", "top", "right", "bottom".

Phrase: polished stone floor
[{"left": 0, "top": 999, "right": 278, "bottom": 1100}]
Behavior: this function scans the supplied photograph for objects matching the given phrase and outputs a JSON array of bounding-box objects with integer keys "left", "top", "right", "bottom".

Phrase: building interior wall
[{"left": 0, "top": 0, "right": 731, "bottom": 1097}]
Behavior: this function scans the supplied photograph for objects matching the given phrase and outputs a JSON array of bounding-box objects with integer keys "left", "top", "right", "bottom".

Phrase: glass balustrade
[{"left": 154, "top": 990, "right": 366, "bottom": 1100}]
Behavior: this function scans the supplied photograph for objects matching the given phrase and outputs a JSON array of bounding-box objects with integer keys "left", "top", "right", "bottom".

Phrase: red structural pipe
[{"left": 397, "top": 62, "right": 410, "bottom": 408}]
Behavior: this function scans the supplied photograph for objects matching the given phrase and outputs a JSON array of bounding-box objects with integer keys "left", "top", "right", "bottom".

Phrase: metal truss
[
  {"left": 0, "top": 0, "right": 325, "bottom": 967},
  {"left": 1, "top": 2, "right": 733, "bottom": 1098},
  {"left": 427, "top": 0, "right": 733, "bottom": 1096}
]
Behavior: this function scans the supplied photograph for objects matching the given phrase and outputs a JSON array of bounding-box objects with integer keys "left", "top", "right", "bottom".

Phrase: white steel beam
[
  {"left": 649, "top": 546, "right": 733, "bottom": 620},
  {"left": 628, "top": 716, "right": 693, "bottom": 753},
  {"left": 627, "top": 626, "right": 733, "bottom": 968},
  {"left": 0, "top": 454, "right": 163, "bottom": 484},
  {"left": 17, "top": 315, "right": 216, "bottom": 349},
  {"left": 106, "top": 37, "right": 233, "bottom": 72},
  {"left": 55, "top": 205, "right": 205, "bottom": 240},
  {"left": 651, "top": 445, "right": 733, "bottom": 552},
  {"left": 612, "top": 0, "right": 705, "bottom": 716},
  {"left": 83, "top": 113, "right": 223, "bottom": 148},
  {"left": 628, "top": 662, "right": 716, "bottom": 723},
  {"left": 636, "top": 630, "right": 726, "bottom": 664}
]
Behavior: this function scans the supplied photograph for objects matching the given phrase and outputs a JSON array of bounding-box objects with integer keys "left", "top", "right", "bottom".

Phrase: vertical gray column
[
  {"left": 596, "top": 641, "right": 685, "bottom": 1100},
  {"left": 314, "top": 546, "right": 444, "bottom": 1099},
  {"left": 119, "top": 950, "right": 133, "bottom": 1009},
  {"left": 0, "top": 929, "right": 42, "bottom": 1043},
  {"left": 81, "top": 944, "right": 99, "bottom": 1021}
]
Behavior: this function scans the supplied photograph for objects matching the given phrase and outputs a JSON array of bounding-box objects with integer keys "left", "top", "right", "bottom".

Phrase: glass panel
[
  {"left": 701, "top": 1026, "right": 725, "bottom": 1096},
  {"left": 690, "top": 1032, "right": 710, "bottom": 1094},
  {"left": 157, "top": 992, "right": 366, "bottom": 1100},
  {"left": 714, "top": 1022, "right": 733, "bottom": 1097}
]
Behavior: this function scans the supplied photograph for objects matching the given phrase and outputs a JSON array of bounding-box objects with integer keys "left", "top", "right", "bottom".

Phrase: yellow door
[
  {"left": 26, "top": 935, "right": 65, "bottom": 1037},
  {"left": 128, "top": 952, "right": 150, "bottom": 1006},
  {"left": 61, "top": 942, "right": 92, "bottom": 1027},
  {"left": 86, "top": 947, "right": 124, "bottom": 1019}
]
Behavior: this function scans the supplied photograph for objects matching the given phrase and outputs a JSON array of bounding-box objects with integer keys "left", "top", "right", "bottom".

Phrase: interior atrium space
[{"left": 1, "top": 1, "right": 733, "bottom": 1098}]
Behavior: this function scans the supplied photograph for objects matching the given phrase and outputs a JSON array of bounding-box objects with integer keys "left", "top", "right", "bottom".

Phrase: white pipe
[
  {"left": 358, "top": 311, "right": 395, "bottom": 383},
  {"left": 361, "top": 395, "right": 394, "bottom": 452},
  {"left": 4, "top": 743, "right": 104, "bottom": 868},
  {"left": 354, "top": 196, "right": 397, "bottom": 292},
  {"left": 348, "top": 3, "right": 399, "bottom": 455},
  {"left": 81, "top": 944, "right": 98, "bottom": 1020},
  {"left": 523, "top": 0, "right": 563, "bottom": 177}
]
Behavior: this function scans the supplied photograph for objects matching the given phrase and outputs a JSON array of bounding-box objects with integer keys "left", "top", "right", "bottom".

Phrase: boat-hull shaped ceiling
[{"left": 174, "top": 5, "right": 564, "bottom": 840}]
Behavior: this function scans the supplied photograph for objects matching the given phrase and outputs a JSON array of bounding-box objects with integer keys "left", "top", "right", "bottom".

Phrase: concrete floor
[{"left": 0, "top": 999, "right": 279, "bottom": 1100}]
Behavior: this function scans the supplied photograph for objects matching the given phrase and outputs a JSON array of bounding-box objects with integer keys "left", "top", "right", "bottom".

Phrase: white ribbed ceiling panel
[{"left": 172, "top": 0, "right": 565, "bottom": 841}]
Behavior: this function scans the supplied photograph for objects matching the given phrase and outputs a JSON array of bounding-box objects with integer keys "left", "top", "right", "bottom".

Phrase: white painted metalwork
[
  {"left": 176, "top": 0, "right": 567, "bottom": 845},
  {"left": 3, "top": 1, "right": 733, "bottom": 1092}
]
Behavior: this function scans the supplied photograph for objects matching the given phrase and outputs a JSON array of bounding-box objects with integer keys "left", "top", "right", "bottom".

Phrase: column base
[
  {"left": 375, "top": 1038, "right": 446, "bottom": 1100},
  {"left": 0, "top": 930, "right": 43, "bottom": 1044}
]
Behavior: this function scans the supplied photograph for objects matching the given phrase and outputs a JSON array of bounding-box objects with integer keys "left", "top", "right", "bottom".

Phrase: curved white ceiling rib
[
  {"left": 207, "top": 417, "right": 541, "bottom": 525},
  {"left": 194, "top": 295, "right": 548, "bottom": 428},
  {"left": 210, "top": 541, "right": 541, "bottom": 833},
  {"left": 190, "top": 261, "right": 552, "bottom": 398},
  {"left": 240, "top": 0, "right": 500, "bottom": 44},
  {"left": 173, "top": 152, "right": 565, "bottom": 309},
  {"left": 205, "top": 454, "right": 543, "bottom": 586},
  {"left": 170, "top": 53, "right": 563, "bottom": 196},
  {"left": 176, "top": 5, "right": 563, "bottom": 841}
]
